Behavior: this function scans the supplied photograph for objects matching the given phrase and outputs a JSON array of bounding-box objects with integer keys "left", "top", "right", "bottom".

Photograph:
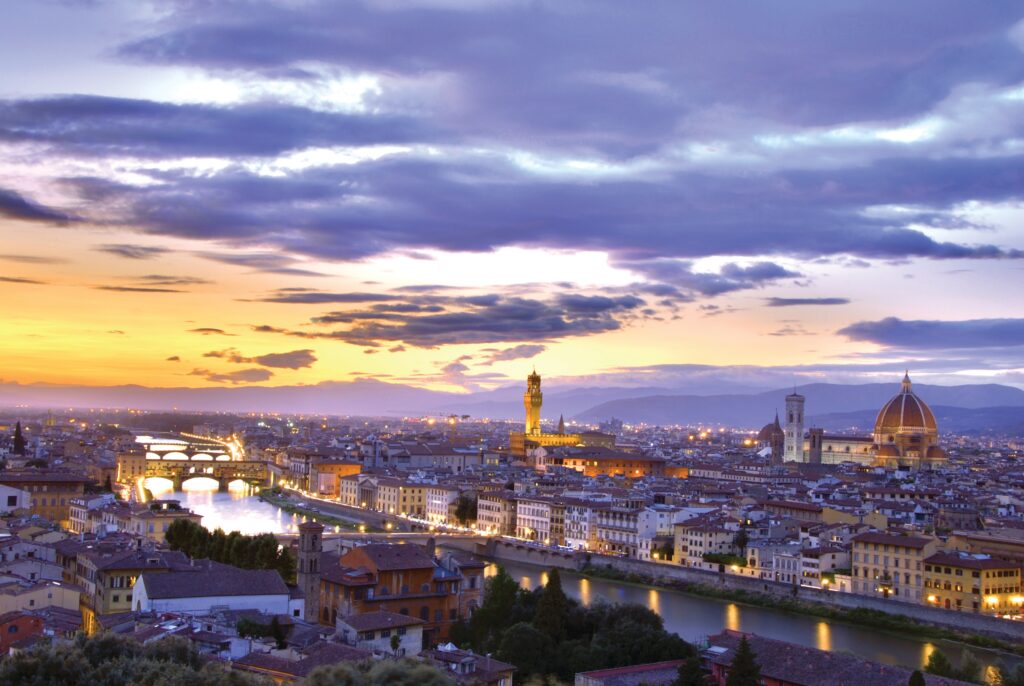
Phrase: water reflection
[
  {"left": 491, "top": 559, "right": 1011, "bottom": 676},
  {"left": 815, "top": 621, "right": 831, "bottom": 652},
  {"left": 148, "top": 481, "right": 305, "bottom": 536}
]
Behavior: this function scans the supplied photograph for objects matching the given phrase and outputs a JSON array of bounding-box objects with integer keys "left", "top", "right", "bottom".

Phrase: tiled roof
[
  {"left": 706, "top": 631, "right": 974, "bottom": 686},
  {"left": 140, "top": 565, "right": 289, "bottom": 600},
  {"left": 339, "top": 611, "right": 425, "bottom": 631}
]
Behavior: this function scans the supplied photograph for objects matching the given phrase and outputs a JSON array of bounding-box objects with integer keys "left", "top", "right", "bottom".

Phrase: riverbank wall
[{"left": 482, "top": 539, "right": 1024, "bottom": 642}]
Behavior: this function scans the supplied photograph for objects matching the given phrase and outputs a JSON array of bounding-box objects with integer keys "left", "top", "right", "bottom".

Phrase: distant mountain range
[
  {"left": 1, "top": 378, "right": 1022, "bottom": 433},
  {"left": 572, "top": 382, "right": 1024, "bottom": 430}
]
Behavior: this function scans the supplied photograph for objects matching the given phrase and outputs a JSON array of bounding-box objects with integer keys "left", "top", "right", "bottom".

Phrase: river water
[{"left": 156, "top": 481, "right": 1013, "bottom": 681}]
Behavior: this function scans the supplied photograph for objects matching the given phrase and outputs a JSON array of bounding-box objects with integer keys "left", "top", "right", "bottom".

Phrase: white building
[
  {"left": 336, "top": 611, "right": 424, "bottom": 656},
  {"left": 515, "top": 496, "right": 553, "bottom": 543},
  {"left": 0, "top": 484, "right": 30, "bottom": 516},
  {"left": 133, "top": 562, "right": 302, "bottom": 617},
  {"left": 425, "top": 485, "right": 460, "bottom": 526}
]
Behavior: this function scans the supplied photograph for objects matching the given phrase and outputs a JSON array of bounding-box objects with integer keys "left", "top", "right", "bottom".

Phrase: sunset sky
[{"left": 2, "top": 1, "right": 1024, "bottom": 393}]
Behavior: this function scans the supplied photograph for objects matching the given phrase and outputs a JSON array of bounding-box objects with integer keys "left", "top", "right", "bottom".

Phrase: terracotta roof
[
  {"left": 344, "top": 543, "right": 435, "bottom": 571},
  {"left": 706, "top": 630, "right": 974, "bottom": 686}
]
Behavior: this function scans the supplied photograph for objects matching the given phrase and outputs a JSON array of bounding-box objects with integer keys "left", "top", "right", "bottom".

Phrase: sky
[{"left": 2, "top": 0, "right": 1024, "bottom": 394}]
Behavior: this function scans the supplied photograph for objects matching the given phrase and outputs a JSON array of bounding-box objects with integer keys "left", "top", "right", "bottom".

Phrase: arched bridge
[{"left": 144, "top": 460, "right": 269, "bottom": 491}]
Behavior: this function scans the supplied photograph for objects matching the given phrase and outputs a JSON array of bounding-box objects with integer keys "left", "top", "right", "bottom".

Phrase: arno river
[{"left": 155, "top": 480, "right": 1013, "bottom": 682}]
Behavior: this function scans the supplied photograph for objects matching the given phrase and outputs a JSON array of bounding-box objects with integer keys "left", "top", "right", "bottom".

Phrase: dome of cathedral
[
  {"left": 875, "top": 372, "right": 938, "bottom": 438},
  {"left": 757, "top": 420, "right": 784, "bottom": 443}
]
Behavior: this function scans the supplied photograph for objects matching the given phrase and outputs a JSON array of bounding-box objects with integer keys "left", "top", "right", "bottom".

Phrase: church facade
[{"left": 780, "top": 373, "right": 947, "bottom": 469}]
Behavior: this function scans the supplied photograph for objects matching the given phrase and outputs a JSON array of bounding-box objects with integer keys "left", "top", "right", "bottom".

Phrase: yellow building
[
  {"left": 115, "top": 451, "right": 148, "bottom": 484},
  {"left": 0, "top": 578, "right": 81, "bottom": 615},
  {"left": 923, "top": 552, "right": 1023, "bottom": 615},
  {"left": 0, "top": 470, "right": 92, "bottom": 528},
  {"left": 851, "top": 531, "right": 938, "bottom": 601},
  {"left": 78, "top": 549, "right": 185, "bottom": 635}
]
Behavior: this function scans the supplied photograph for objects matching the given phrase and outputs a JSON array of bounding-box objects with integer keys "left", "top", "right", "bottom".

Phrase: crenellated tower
[{"left": 524, "top": 370, "right": 543, "bottom": 436}]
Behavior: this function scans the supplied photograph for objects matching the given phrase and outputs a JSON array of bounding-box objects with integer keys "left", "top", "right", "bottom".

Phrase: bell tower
[
  {"left": 784, "top": 391, "right": 805, "bottom": 462},
  {"left": 524, "top": 370, "right": 543, "bottom": 437},
  {"left": 297, "top": 520, "right": 324, "bottom": 622}
]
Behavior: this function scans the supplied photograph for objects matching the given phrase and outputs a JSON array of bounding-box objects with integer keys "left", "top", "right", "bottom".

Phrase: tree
[
  {"left": 471, "top": 565, "right": 520, "bottom": 650},
  {"left": 390, "top": 633, "right": 401, "bottom": 656},
  {"left": 305, "top": 659, "right": 454, "bottom": 686},
  {"left": 498, "top": 622, "right": 552, "bottom": 679},
  {"left": 994, "top": 662, "right": 1024, "bottom": 686},
  {"left": 733, "top": 525, "right": 749, "bottom": 554},
  {"left": 954, "top": 649, "right": 981, "bottom": 684},
  {"left": 674, "top": 654, "right": 706, "bottom": 686},
  {"left": 725, "top": 635, "right": 761, "bottom": 686},
  {"left": 908, "top": 670, "right": 926, "bottom": 686},
  {"left": 25, "top": 458, "right": 48, "bottom": 469},
  {"left": 12, "top": 421, "right": 25, "bottom": 456},
  {"left": 925, "top": 649, "right": 956, "bottom": 679},
  {"left": 103, "top": 475, "right": 113, "bottom": 492},
  {"left": 534, "top": 568, "right": 569, "bottom": 641},
  {"left": 270, "top": 616, "right": 287, "bottom": 649},
  {"left": 454, "top": 494, "right": 477, "bottom": 526}
]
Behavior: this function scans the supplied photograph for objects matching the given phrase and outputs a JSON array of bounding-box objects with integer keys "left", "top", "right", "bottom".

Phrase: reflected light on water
[
  {"left": 146, "top": 484, "right": 303, "bottom": 536},
  {"left": 539, "top": 571, "right": 549, "bottom": 588},
  {"left": 580, "top": 578, "right": 590, "bottom": 605},
  {"left": 725, "top": 603, "right": 740, "bottom": 631},
  {"left": 815, "top": 621, "right": 831, "bottom": 652},
  {"left": 648, "top": 589, "right": 660, "bottom": 615}
]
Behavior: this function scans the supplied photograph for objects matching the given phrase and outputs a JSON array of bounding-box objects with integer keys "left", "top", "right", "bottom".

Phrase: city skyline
[{"left": 3, "top": 1, "right": 1024, "bottom": 394}]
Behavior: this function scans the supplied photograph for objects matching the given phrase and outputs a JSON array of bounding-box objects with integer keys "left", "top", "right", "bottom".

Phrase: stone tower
[
  {"left": 524, "top": 370, "right": 543, "bottom": 437},
  {"left": 769, "top": 412, "right": 785, "bottom": 466},
  {"left": 784, "top": 392, "right": 805, "bottom": 462},
  {"left": 297, "top": 520, "right": 324, "bottom": 622}
]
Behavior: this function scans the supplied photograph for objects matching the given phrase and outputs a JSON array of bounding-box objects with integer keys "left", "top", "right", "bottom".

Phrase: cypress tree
[
  {"left": 908, "top": 670, "right": 926, "bottom": 686},
  {"left": 725, "top": 635, "right": 761, "bottom": 686},
  {"left": 12, "top": 422, "right": 26, "bottom": 456},
  {"left": 673, "top": 654, "right": 706, "bottom": 686},
  {"left": 533, "top": 568, "right": 568, "bottom": 641}
]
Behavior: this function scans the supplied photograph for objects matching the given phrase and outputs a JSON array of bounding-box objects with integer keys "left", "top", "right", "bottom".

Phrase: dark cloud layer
[
  {"left": 188, "top": 367, "right": 274, "bottom": 384},
  {"left": 204, "top": 347, "right": 318, "bottom": 369},
  {"left": 255, "top": 291, "right": 647, "bottom": 348},
  {"left": 839, "top": 317, "right": 1024, "bottom": 349},
  {"left": 766, "top": 297, "right": 851, "bottom": 307},
  {"left": 0, "top": 188, "right": 72, "bottom": 223},
  {"left": 95, "top": 244, "right": 169, "bottom": 260}
]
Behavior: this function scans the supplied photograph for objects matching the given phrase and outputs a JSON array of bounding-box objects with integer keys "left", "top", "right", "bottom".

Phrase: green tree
[
  {"left": 454, "top": 494, "right": 477, "bottom": 526},
  {"left": 733, "top": 525, "right": 749, "bottom": 554},
  {"left": 533, "top": 568, "right": 569, "bottom": 640},
  {"left": 725, "top": 635, "right": 761, "bottom": 686},
  {"left": 994, "top": 662, "right": 1024, "bottom": 686},
  {"left": 925, "top": 649, "right": 956, "bottom": 679},
  {"left": 390, "top": 633, "right": 401, "bottom": 656},
  {"left": 471, "top": 565, "right": 520, "bottom": 650},
  {"left": 304, "top": 659, "right": 454, "bottom": 686},
  {"left": 674, "top": 654, "right": 706, "bottom": 686},
  {"left": 908, "top": 669, "right": 926, "bottom": 686},
  {"left": 498, "top": 622, "right": 552, "bottom": 679},
  {"left": 270, "top": 616, "right": 287, "bottom": 649},
  {"left": 954, "top": 649, "right": 982, "bottom": 684}
]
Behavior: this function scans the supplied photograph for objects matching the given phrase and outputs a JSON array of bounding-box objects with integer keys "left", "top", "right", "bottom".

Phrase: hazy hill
[{"left": 573, "top": 382, "right": 1024, "bottom": 428}]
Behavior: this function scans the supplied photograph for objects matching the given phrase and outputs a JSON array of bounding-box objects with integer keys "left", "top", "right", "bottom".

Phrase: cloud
[
  {"left": 0, "top": 187, "right": 72, "bottom": 223},
  {"left": 0, "top": 276, "right": 47, "bottom": 285},
  {"left": 0, "top": 94, "right": 437, "bottom": 158},
  {"left": 95, "top": 244, "right": 169, "bottom": 260},
  {"left": 257, "top": 290, "right": 399, "bottom": 304},
  {"left": 621, "top": 260, "right": 801, "bottom": 297},
  {"left": 478, "top": 344, "right": 547, "bottom": 365},
  {"left": 255, "top": 291, "right": 647, "bottom": 348},
  {"left": 166, "top": 355, "right": 181, "bottom": 362},
  {"left": 766, "top": 297, "right": 851, "bottom": 307},
  {"left": 195, "top": 252, "right": 325, "bottom": 276},
  {"left": 0, "top": 254, "right": 68, "bottom": 265},
  {"left": 188, "top": 367, "right": 274, "bottom": 384},
  {"left": 95, "top": 285, "right": 182, "bottom": 293},
  {"left": 203, "top": 347, "right": 318, "bottom": 369},
  {"left": 188, "top": 327, "right": 235, "bottom": 336},
  {"left": 838, "top": 317, "right": 1024, "bottom": 349},
  {"left": 136, "top": 275, "right": 212, "bottom": 286}
]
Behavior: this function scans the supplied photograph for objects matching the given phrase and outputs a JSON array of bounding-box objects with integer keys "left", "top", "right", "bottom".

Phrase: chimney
[{"left": 425, "top": 537, "right": 436, "bottom": 559}]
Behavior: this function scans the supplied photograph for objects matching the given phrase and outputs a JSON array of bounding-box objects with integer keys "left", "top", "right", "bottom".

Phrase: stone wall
[{"left": 483, "top": 543, "right": 1024, "bottom": 642}]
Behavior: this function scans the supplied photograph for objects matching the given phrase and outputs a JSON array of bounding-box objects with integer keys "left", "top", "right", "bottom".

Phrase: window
[
  {"left": 380, "top": 629, "right": 391, "bottom": 638},
  {"left": 419, "top": 607, "right": 429, "bottom": 621},
  {"left": 397, "top": 627, "right": 406, "bottom": 636},
  {"left": 8, "top": 626, "right": 17, "bottom": 634}
]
